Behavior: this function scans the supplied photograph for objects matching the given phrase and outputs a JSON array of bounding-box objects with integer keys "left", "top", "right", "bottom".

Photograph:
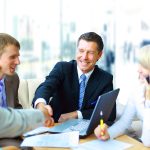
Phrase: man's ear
[{"left": 97, "top": 51, "right": 103, "bottom": 61}]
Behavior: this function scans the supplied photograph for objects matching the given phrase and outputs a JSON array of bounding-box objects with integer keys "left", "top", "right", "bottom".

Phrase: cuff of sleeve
[
  {"left": 77, "top": 110, "right": 83, "bottom": 119},
  {"left": 34, "top": 98, "right": 47, "bottom": 108}
]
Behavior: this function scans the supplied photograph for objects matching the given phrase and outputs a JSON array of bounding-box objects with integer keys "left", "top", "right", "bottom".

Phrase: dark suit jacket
[
  {"left": 33, "top": 60, "right": 115, "bottom": 125},
  {"left": 5, "top": 73, "right": 22, "bottom": 109}
]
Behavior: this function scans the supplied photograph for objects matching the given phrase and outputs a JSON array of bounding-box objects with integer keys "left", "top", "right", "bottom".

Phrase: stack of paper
[
  {"left": 72, "top": 139, "right": 132, "bottom": 150},
  {"left": 21, "top": 131, "right": 79, "bottom": 148},
  {"left": 23, "top": 126, "right": 50, "bottom": 137}
]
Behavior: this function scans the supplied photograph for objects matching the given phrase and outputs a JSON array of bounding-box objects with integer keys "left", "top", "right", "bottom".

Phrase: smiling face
[
  {"left": 0, "top": 44, "right": 20, "bottom": 78},
  {"left": 76, "top": 39, "right": 102, "bottom": 73},
  {"left": 137, "top": 64, "right": 150, "bottom": 84}
]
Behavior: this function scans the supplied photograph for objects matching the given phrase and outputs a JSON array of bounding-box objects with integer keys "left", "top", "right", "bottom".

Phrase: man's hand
[
  {"left": 58, "top": 111, "right": 78, "bottom": 123},
  {"left": 37, "top": 102, "right": 54, "bottom": 127},
  {"left": 37, "top": 102, "right": 53, "bottom": 116},
  {"left": 94, "top": 124, "right": 110, "bottom": 141}
]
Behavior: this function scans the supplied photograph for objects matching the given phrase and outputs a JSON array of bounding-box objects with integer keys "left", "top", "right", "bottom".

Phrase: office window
[{"left": 0, "top": 0, "right": 150, "bottom": 105}]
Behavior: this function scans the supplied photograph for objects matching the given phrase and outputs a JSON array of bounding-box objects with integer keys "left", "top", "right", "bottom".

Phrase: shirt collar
[
  {"left": 0, "top": 78, "right": 5, "bottom": 84},
  {"left": 77, "top": 66, "right": 94, "bottom": 82}
]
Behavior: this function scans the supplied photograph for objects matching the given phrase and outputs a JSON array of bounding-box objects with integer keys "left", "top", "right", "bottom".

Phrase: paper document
[
  {"left": 72, "top": 139, "right": 132, "bottom": 150},
  {"left": 21, "top": 131, "right": 79, "bottom": 148},
  {"left": 23, "top": 126, "right": 50, "bottom": 137}
]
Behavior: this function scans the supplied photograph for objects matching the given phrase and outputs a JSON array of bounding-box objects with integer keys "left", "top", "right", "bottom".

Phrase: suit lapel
[
  {"left": 82, "top": 66, "right": 102, "bottom": 107},
  {"left": 71, "top": 61, "right": 80, "bottom": 108},
  {"left": 5, "top": 76, "right": 13, "bottom": 107}
]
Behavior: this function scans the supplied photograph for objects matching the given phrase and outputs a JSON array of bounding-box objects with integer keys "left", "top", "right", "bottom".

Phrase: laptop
[{"left": 48, "top": 88, "right": 120, "bottom": 138}]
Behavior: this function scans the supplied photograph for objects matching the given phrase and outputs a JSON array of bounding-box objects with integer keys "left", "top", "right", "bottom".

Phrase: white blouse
[{"left": 108, "top": 83, "right": 150, "bottom": 147}]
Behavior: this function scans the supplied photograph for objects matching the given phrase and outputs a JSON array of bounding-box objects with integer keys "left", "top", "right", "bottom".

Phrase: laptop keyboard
[{"left": 63, "top": 120, "right": 90, "bottom": 132}]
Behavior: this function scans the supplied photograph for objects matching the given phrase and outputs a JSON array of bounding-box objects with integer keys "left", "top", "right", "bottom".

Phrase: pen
[{"left": 100, "top": 111, "right": 104, "bottom": 136}]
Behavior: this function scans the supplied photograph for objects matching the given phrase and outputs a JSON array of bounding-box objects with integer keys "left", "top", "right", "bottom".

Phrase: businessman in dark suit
[{"left": 33, "top": 32, "right": 115, "bottom": 126}]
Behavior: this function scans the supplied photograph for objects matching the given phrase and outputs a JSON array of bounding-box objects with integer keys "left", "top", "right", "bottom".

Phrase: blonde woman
[{"left": 94, "top": 45, "right": 150, "bottom": 147}]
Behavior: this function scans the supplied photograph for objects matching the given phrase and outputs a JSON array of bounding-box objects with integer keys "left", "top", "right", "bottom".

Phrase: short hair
[
  {"left": 0, "top": 33, "right": 20, "bottom": 56},
  {"left": 137, "top": 45, "right": 150, "bottom": 70},
  {"left": 77, "top": 32, "right": 104, "bottom": 52}
]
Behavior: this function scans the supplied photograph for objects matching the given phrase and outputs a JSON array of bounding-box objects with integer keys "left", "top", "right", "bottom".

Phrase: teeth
[
  {"left": 81, "top": 62, "right": 88, "bottom": 64},
  {"left": 10, "top": 68, "right": 15, "bottom": 73}
]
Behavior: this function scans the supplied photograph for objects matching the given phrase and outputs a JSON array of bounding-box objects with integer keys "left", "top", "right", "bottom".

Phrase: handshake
[{"left": 37, "top": 102, "right": 55, "bottom": 127}]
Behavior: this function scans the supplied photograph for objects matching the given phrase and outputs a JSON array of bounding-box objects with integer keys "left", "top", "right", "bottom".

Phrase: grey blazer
[
  {"left": 0, "top": 107, "right": 44, "bottom": 138},
  {"left": 5, "top": 73, "right": 22, "bottom": 108}
]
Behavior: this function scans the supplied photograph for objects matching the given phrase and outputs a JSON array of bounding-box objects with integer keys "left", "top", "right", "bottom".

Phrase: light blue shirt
[
  {"left": 77, "top": 66, "right": 94, "bottom": 118},
  {"left": 0, "top": 78, "right": 7, "bottom": 107}
]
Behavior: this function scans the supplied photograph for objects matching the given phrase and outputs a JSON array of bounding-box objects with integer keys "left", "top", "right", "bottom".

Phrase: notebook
[{"left": 48, "top": 88, "right": 120, "bottom": 138}]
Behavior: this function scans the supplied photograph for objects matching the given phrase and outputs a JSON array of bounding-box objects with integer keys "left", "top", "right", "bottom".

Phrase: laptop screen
[{"left": 86, "top": 88, "right": 120, "bottom": 135}]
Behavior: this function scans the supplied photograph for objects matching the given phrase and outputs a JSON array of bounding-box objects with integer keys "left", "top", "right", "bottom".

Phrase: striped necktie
[
  {"left": 78, "top": 74, "right": 86, "bottom": 110},
  {"left": 0, "top": 80, "right": 7, "bottom": 108}
]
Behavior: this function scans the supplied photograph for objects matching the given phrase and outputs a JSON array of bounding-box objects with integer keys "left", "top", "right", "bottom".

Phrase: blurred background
[{"left": 0, "top": 0, "right": 150, "bottom": 104}]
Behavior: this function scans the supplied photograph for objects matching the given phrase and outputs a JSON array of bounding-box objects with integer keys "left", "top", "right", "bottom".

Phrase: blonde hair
[
  {"left": 0, "top": 33, "right": 20, "bottom": 56},
  {"left": 137, "top": 45, "right": 150, "bottom": 71}
]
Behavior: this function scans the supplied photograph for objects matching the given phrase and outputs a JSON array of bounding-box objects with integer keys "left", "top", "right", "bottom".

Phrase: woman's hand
[{"left": 94, "top": 124, "right": 110, "bottom": 141}]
